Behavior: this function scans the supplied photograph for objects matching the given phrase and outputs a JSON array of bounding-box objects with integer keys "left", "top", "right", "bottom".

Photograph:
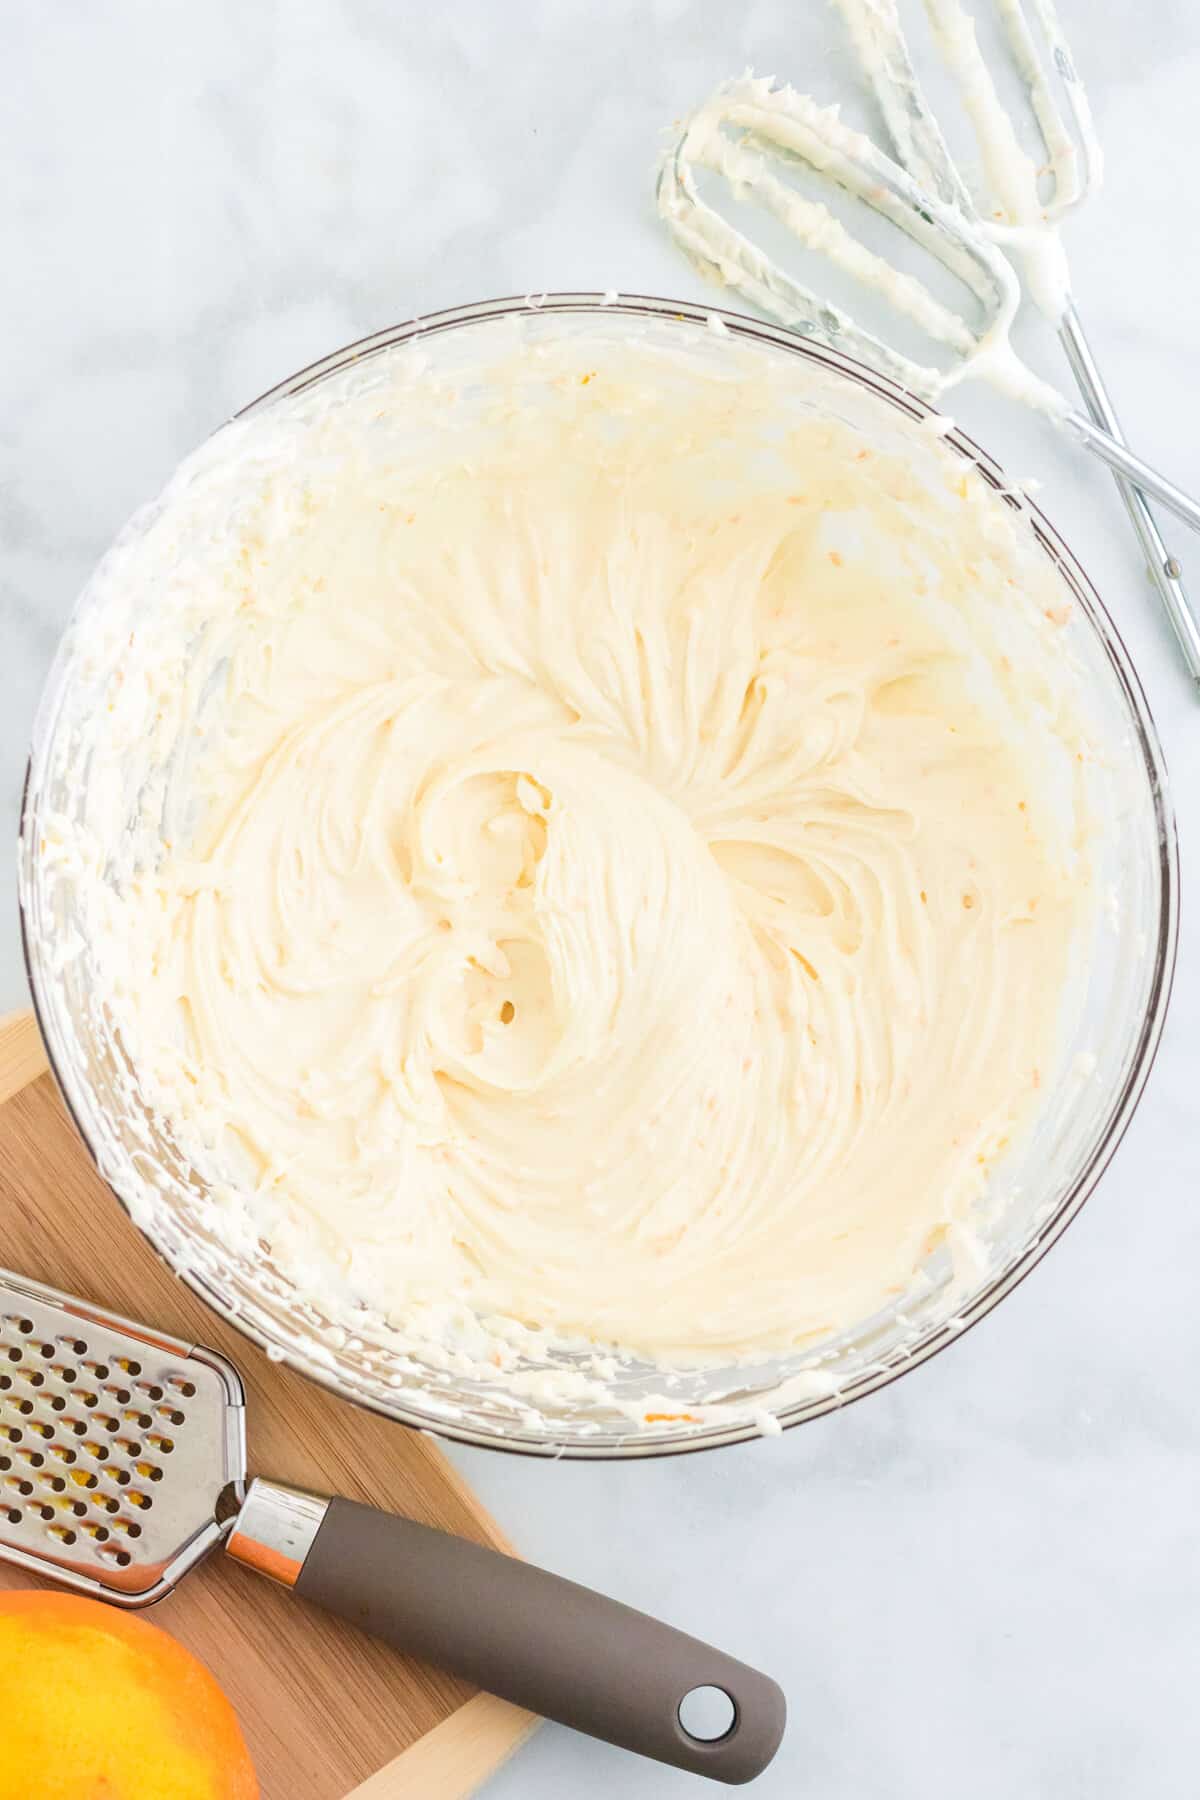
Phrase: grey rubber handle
[{"left": 294, "top": 1496, "right": 785, "bottom": 1784}]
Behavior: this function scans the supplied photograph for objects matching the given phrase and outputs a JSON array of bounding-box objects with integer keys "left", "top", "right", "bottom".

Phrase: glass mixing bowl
[{"left": 18, "top": 294, "right": 1178, "bottom": 1458}]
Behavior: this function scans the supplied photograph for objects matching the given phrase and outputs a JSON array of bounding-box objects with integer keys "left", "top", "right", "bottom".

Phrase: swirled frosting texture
[{"left": 68, "top": 329, "right": 1091, "bottom": 1372}]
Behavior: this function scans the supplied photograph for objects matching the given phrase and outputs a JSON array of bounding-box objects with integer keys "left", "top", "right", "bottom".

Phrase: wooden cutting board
[{"left": 0, "top": 1010, "right": 538, "bottom": 1799}]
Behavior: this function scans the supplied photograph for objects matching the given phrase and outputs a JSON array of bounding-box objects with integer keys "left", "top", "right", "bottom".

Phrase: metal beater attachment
[
  {"left": 837, "top": 0, "right": 1200, "bottom": 679},
  {"left": 658, "top": 72, "right": 1200, "bottom": 539}
]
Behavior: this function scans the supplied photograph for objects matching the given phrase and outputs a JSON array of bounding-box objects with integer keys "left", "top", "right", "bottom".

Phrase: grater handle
[{"left": 243, "top": 1487, "right": 785, "bottom": 1784}]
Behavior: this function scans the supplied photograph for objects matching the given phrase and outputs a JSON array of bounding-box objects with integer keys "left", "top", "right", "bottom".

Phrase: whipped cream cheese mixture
[{"left": 49, "top": 322, "right": 1093, "bottom": 1381}]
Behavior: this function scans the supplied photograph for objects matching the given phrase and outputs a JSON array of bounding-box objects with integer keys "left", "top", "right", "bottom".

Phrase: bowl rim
[{"left": 20, "top": 289, "right": 1180, "bottom": 1459}]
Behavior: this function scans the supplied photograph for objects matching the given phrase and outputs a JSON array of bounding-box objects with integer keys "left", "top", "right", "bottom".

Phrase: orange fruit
[{"left": 0, "top": 1588, "right": 258, "bottom": 1799}]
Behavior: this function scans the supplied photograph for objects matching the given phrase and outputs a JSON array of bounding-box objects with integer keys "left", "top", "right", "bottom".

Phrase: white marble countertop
[{"left": 4, "top": 4, "right": 1199, "bottom": 1794}]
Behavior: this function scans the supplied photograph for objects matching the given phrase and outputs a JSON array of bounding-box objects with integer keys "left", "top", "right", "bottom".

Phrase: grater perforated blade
[
  {"left": 0, "top": 1267, "right": 785, "bottom": 1785},
  {"left": 0, "top": 1269, "right": 246, "bottom": 1605}
]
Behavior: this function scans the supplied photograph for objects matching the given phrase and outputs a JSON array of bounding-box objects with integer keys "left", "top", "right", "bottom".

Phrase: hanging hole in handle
[{"left": 678, "top": 1686, "right": 738, "bottom": 1743}]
